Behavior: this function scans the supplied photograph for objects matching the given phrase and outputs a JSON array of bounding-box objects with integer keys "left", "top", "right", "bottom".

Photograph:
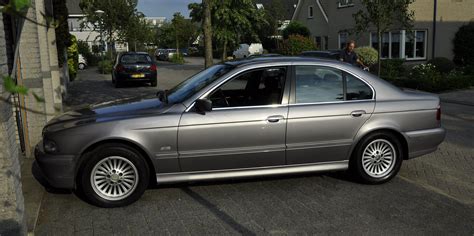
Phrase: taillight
[
  {"left": 115, "top": 64, "right": 125, "bottom": 73},
  {"left": 436, "top": 105, "right": 441, "bottom": 121},
  {"left": 150, "top": 64, "right": 157, "bottom": 72}
]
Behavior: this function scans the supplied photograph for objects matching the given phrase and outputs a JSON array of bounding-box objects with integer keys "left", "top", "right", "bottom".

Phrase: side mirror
[{"left": 195, "top": 98, "right": 212, "bottom": 114}]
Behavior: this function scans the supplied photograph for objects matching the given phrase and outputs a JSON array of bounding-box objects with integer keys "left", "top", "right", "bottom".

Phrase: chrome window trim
[{"left": 289, "top": 99, "right": 374, "bottom": 107}]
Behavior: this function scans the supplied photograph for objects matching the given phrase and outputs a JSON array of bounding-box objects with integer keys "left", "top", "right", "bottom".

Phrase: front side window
[
  {"left": 209, "top": 67, "right": 286, "bottom": 108},
  {"left": 295, "top": 66, "right": 343, "bottom": 103}
]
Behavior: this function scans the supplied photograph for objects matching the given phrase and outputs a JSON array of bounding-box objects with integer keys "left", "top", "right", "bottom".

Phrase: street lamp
[{"left": 95, "top": 10, "right": 105, "bottom": 71}]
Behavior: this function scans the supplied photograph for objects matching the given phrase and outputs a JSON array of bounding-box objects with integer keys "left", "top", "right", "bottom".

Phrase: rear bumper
[
  {"left": 115, "top": 72, "right": 157, "bottom": 82},
  {"left": 33, "top": 142, "right": 76, "bottom": 189},
  {"left": 404, "top": 127, "right": 446, "bottom": 159}
]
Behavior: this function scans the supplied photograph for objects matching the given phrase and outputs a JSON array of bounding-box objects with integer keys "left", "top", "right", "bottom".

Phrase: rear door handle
[
  {"left": 351, "top": 110, "right": 366, "bottom": 117},
  {"left": 266, "top": 115, "right": 285, "bottom": 123}
]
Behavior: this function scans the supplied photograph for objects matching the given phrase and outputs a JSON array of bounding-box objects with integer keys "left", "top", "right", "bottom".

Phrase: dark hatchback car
[
  {"left": 300, "top": 50, "right": 340, "bottom": 60},
  {"left": 112, "top": 52, "right": 157, "bottom": 88}
]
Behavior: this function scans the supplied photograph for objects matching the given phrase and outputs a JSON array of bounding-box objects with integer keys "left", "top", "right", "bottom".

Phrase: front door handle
[
  {"left": 351, "top": 110, "right": 366, "bottom": 117},
  {"left": 266, "top": 115, "right": 285, "bottom": 123}
]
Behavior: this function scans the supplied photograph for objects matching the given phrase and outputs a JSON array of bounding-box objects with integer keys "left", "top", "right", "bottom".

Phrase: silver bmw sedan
[{"left": 33, "top": 57, "right": 446, "bottom": 207}]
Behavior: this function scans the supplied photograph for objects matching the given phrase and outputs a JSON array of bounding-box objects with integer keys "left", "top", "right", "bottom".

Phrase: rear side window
[
  {"left": 295, "top": 66, "right": 343, "bottom": 103},
  {"left": 294, "top": 66, "right": 373, "bottom": 104},
  {"left": 345, "top": 73, "right": 373, "bottom": 100},
  {"left": 120, "top": 54, "right": 152, "bottom": 64}
]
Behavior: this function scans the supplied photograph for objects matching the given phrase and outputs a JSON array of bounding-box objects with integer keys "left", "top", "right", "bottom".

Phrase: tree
[
  {"left": 155, "top": 22, "right": 175, "bottom": 49},
  {"left": 123, "top": 12, "right": 155, "bottom": 51},
  {"left": 203, "top": 0, "right": 213, "bottom": 67},
  {"left": 282, "top": 21, "right": 310, "bottom": 39},
  {"left": 171, "top": 13, "right": 198, "bottom": 54},
  {"left": 453, "top": 21, "right": 474, "bottom": 66},
  {"left": 52, "top": 0, "right": 72, "bottom": 66},
  {"left": 353, "top": 0, "right": 415, "bottom": 76},
  {"left": 189, "top": 0, "right": 267, "bottom": 62},
  {"left": 79, "top": 0, "right": 139, "bottom": 55}
]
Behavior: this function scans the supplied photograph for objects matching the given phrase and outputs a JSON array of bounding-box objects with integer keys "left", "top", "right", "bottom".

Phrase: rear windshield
[{"left": 120, "top": 54, "right": 152, "bottom": 64}]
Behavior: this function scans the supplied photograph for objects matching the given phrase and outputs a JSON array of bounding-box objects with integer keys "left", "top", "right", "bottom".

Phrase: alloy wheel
[{"left": 361, "top": 139, "right": 396, "bottom": 178}]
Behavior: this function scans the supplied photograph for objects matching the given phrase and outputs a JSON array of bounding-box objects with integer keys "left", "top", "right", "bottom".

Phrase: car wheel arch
[
  {"left": 75, "top": 138, "right": 156, "bottom": 186},
  {"left": 350, "top": 128, "right": 409, "bottom": 162}
]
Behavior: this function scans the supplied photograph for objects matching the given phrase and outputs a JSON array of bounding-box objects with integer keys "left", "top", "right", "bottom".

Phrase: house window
[
  {"left": 338, "top": 0, "right": 354, "bottom": 8},
  {"left": 315, "top": 36, "right": 322, "bottom": 49},
  {"left": 338, "top": 32, "right": 348, "bottom": 49},
  {"left": 308, "top": 6, "right": 314, "bottom": 18},
  {"left": 370, "top": 30, "right": 427, "bottom": 60},
  {"left": 405, "top": 30, "right": 427, "bottom": 60}
]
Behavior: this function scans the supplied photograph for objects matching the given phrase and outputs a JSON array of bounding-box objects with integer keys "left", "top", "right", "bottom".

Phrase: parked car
[
  {"left": 78, "top": 54, "right": 87, "bottom": 70},
  {"left": 233, "top": 43, "right": 264, "bottom": 59},
  {"left": 167, "top": 49, "right": 178, "bottom": 60},
  {"left": 154, "top": 49, "right": 168, "bottom": 61},
  {"left": 300, "top": 50, "right": 341, "bottom": 60},
  {"left": 33, "top": 57, "right": 445, "bottom": 207},
  {"left": 112, "top": 52, "right": 157, "bottom": 88}
]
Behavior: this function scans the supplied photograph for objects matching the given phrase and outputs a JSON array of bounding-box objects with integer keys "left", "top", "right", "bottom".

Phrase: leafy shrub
[
  {"left": 374, "top": 59, "right": 406, "bottom": 81},
  {"left": 354, "top": 46, "right": 378, "bottom": 67},
  {"left": 77, "top": 40, "right": 100, "bottom": 66},
  {"left": 67, "top": 35, "right": 79, "bottom": 81},
  {"left": 282, "top": 21, "right": 311, "bottom": 39},
  {"left": 280, "top": 35, "right": 317, "bottom": 56},
  {"left": 170, "top": 53, "right": 185, "bottom": 64},
  {"left": 453, "top": 21, "right": 474, "bottom": 66},
  {"left": 98, "top": 60, "right": 113, "bottom": 74},
  {"left": 409, "top": 63, "right": 443, "bottom": 91},
  {"left": 427, "top": 57, "right": 455, "bottom": 74}
]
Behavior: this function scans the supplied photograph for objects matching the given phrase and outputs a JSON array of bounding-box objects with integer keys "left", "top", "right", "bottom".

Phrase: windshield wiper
[{"left": 156, "top": 90, "right": 168, "bottom": 104}]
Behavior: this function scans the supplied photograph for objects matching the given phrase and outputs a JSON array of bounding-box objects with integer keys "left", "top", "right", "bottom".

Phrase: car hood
[{"left": 45, "top": 97, "right": 165, "bottom": 132}]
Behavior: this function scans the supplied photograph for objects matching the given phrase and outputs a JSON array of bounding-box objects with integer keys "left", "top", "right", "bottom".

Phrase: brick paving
[{"left": 33, "top": 63, "right": 474, "bottom": 235}]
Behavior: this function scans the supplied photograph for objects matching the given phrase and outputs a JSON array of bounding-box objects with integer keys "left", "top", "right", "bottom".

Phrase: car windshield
[
  {"left": 120, "top": 54, "right": 151, "bottom": 64},
  {"left": 167, "top": 64, "right": 234, "bottom": 104}
]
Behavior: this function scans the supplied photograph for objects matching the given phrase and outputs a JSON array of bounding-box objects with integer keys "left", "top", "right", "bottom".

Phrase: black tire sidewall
[
  {"left": 352, "top": 132, "right": 403, "bottom": 184},
  {"left": 80, "top": 144, "right": 150, "bottom": 208}
]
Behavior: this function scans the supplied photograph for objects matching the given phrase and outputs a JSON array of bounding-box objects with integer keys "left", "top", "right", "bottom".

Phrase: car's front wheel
[
  {"left": 350, "top": 132, "right": 403, "bottom": 184},
  {"left": 79, "top": 144, "right": 150, "bottom": 207}
]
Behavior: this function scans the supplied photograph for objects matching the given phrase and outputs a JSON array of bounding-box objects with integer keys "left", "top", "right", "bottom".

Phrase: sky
[{"left": 137, "top": 0, "right": 199, "bottom": 20}]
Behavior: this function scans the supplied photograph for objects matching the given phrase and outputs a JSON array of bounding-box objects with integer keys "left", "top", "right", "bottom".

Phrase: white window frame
[
  {"left": 369, "top": 29, "right": 427, "bottom": 61},
  {"left": 308, "top": 5, "right": 314, "bottom": 18},
  {"left": 338, "top": 0, "right": 354, "bottom": 8}
]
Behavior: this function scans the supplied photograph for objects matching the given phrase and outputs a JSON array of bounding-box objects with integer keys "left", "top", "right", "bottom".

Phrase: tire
[
  {"left": 350, "top": 132, "right": 403, "bottom": 184},
  {"left": 78, "top": 63, "right": 86, "bottom": 70},
  {"left": 79, "top": 144, "right": 150, "bottom": 208}
]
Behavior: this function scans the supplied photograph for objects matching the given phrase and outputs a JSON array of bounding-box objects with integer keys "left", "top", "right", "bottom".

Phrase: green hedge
[
  {"left": 354, "top": 46, "right": 378, "bottom": 67},
  {"left": 280, "top": 35, "right": 317, "bottom": 56},
  {"left": 98, "top": 60, "right": 113, "bottom": 74},
  {"left": 67, "top": 35, "right": 79, "bottom": 81}
]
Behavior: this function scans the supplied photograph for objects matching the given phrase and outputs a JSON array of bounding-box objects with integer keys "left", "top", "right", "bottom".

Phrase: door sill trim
[{"left": 156, "top": 161, "right": 348, "bottom": 184}]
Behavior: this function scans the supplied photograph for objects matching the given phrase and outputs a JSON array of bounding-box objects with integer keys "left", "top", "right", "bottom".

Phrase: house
[
  {"left": 1, "top": 0, "right": 64, "bottom": 234},
  {"left": 145, "top": 17, "right": 167, "bottom": 28},
  {"left": 65, "top": 0, "right": 128, "bottom": 52},
  {"left": 292, "top": 0, "right": 474, "bottom": 61},
  {"left": 255, "top": 0, "right": 299, "bottom": 31}
]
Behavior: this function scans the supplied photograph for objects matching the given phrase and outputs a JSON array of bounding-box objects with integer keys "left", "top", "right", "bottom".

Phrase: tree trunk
[
  {"left": 221, "top": 38, "right": 227, "bottom": 62},
  {"left": 377, "top": 29, "right": 382, "bottom": 77},
  {"left": 203, "top": 0, "right": 213, "bottom": 68}
]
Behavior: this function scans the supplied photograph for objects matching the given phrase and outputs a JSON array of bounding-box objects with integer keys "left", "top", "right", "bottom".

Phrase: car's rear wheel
[
  {"left": 350, "top": 132, "right": 403, "bottom": 184},
  {"left": 79, "top": 144, "right": 149, "bottom": 207}
]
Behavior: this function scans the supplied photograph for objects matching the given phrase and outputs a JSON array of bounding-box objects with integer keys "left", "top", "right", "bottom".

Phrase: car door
[
  {"left": 286, "top": 65, "right": 375, "bottom": 164},
  {"left": 178, "top": 66, "right": 289, "bottom": 172}
]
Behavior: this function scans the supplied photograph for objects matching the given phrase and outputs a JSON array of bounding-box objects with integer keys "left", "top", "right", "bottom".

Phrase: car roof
[
  {"left": 224, "top": 56, "right": 341, "bottom": 67},
  {"left": 121, "top": 52, "right": 149, "bottom": 55}
]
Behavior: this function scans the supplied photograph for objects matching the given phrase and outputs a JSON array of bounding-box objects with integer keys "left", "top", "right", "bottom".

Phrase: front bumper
[
  {"left": 33, "top": 141, "right": 76, "bottom": 189},
  {"left": 404, "top": 127, "right": 446, "bottom": 159}
]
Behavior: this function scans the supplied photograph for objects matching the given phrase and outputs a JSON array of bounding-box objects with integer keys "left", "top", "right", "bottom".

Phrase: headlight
[{"left": 43, "top": 139, "right": 58, "bottom": 153}]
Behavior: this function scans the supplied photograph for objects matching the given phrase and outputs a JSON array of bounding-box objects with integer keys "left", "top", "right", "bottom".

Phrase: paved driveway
[{"left": 34, "top": 59, "right": 474, "bottom": 235}]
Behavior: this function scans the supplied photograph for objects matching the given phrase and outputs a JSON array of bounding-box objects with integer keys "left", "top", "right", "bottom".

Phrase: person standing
[{"left": 339, "top": 40, "right": 368, "bottom": 70}]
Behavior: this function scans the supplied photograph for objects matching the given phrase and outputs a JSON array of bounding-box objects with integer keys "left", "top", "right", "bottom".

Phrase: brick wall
[{"left": 0, "top": 12, "right": 27, "bottom": 236}]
